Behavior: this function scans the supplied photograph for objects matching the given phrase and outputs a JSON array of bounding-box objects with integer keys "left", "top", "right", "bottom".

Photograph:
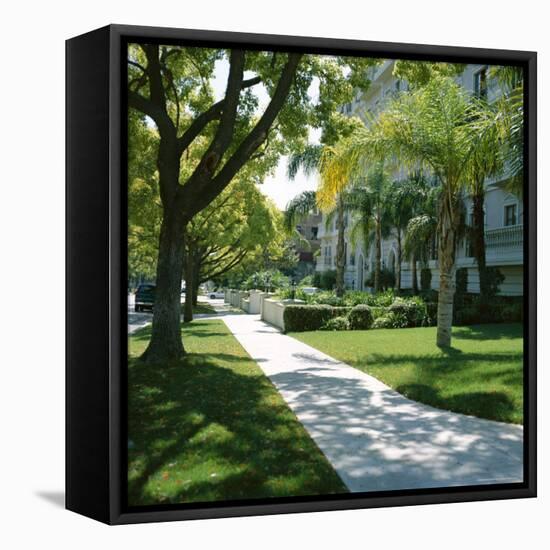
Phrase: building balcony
[
  {"left": 485, "top": 224, "right": 523, "bottom": 265},
  {"left": 485, "top": 224, "right": 523, "bottom": 250},
  {"left": 458, "top": 224, "right": 523, "bottom": 267}
]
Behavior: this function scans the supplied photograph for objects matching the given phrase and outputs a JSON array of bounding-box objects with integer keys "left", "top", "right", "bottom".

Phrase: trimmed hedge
[
  {"left": 284, "top": 305, "right": 351, "bottom": 332},
  {"left": 348, "top": 305, "right": 374, "bottom": 330},
  {"left": 453, "top": 301, "right": 523, "bottom": 326}
]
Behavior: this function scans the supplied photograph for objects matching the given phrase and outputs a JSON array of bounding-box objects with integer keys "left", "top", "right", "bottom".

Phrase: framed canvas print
[{"left": 66, "top": 24, "right": 537, "bottom": 525}]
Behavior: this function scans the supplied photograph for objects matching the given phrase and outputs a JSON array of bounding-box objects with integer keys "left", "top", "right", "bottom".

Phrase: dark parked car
[{"left": 134, "top": 284, "right": 155, "bottom": 312}]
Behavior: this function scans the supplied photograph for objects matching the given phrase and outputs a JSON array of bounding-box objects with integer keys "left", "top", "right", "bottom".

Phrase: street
[{"left": 127, "top": 293, "right": 225, "bottom": 333}]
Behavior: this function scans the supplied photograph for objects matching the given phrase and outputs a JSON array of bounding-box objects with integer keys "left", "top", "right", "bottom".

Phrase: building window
[
  {"left": 474, "top": 67, "right": 488, "bottom": 99},
  {"left": 311, "top": 227, "right": 318, "bottom": 239},
  {"left": 504, "top": 204, "right": 518, "bottom": 226},
  {"left": 350, "top": 247, "right": 355, "bottom": 266}
]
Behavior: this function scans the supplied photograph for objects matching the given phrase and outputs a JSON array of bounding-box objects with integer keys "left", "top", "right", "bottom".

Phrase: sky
[{"left": 211, "top": 57, "right": 321, "bottom": 210}]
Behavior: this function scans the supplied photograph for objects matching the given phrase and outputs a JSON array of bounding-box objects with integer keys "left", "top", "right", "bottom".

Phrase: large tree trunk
[
  {"left": 335, "top": 195, "right": 346, "bottom": 297},
  {"left": 411, "top": 252, "right": 418, "bottom": 295},
  {"left": 141, "top": 211, "right": 186, "bottom": 362},
  {"left": 396, "top": 230, "right": 402, "bottom": 293},
  {"left": 471, "top": 188, "right": 488, "bottom": 300},
  {"left": 183, "top": 244, "right": 194, "bottom": 323},
  {"left": 192, "top": 261, "right": 201, "bottom": 307},
  {"left": 374, "top": 220, "right": 382, "bottom": 293},
  {"left": 436, "top": 192, "right": 457, "bottom": 347}
]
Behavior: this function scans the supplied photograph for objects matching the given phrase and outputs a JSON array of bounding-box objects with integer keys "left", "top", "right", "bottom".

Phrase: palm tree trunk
[
  {"left": 436, "top": 192, "right": 457, "bottom": 347},
  {"left": 411, "top": 251, "right": 418, "bottom": 294},
  {"left": 472, "top": 188, "right": 488, "bottom": 300},
  {"left": 374, "top": 218, "right": 382, "bottom": 293},
  {"left": 335, "top": 195, "right": 346, "bottom": 297},
  {"left": 396, "top": 230, "right": 402, "bottom": 293}
]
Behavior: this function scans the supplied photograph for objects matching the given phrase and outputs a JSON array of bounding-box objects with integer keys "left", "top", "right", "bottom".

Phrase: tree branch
[
  {"left": 180, "top": 53, "right": 302, "bottom": 219},
  {"left": 175, "top": 76, "right": 261, "bottom": 155},
  {"left": 200, "top": 250, "right": 249, "bottom": 281}
]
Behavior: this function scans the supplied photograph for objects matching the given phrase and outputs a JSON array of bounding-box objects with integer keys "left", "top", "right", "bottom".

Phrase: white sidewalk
[{"left": 222, "top": 314, "right": 524, "bottom": 493}]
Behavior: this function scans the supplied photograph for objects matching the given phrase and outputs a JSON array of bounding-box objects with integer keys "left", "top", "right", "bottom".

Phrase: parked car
[
  {"left": 301, "top": 286, "right": 319, "bottom": 295},
  {"left": 135, "top": 284, "right": 155, "bottom": 312},
  {"left": 208, "top": 290, "right": 225, "bottom": 299}
]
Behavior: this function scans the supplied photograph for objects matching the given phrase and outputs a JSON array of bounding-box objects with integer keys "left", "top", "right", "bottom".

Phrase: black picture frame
[{"left": 66, "top": 24, "right": 537, "bottom": 525}]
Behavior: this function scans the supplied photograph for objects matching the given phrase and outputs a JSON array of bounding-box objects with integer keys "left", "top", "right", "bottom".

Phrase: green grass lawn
[
  {"left": 128, "top": 320, "right": 347, "bottom": 506},
  {"left": 290, "top": 324, "right": 523, "bottom": 425},
  {"left": 190, "top": 301, "right": 217, "bottom": 314}
]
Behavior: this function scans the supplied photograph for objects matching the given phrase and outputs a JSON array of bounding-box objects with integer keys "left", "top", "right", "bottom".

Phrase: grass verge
[
  {"left": 290, "top": 324, "right": 523, "bottom": 424},
  {"left": 128, "top": 320, "right": 347, "bottom": 506}
]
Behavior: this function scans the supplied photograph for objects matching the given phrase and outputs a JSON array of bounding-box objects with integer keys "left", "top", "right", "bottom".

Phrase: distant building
[
  {"left": 315, "top": 61, "right": 523, "bottom": 296},
  {"left": 292, "top": 210, "right": 322, "bottom": 280}
]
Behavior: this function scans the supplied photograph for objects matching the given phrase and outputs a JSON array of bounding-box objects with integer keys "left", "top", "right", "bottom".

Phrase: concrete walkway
[{"left": 221, "top": 314, "right": 524, "bottom": 493}]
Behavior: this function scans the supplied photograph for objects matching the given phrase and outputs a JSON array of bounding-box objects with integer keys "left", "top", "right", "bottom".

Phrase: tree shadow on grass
[
  {"left": 362, "top": 351, "right": 523, "bottom": 371},
  {"left": 127, "top": 352, "right": 347, "bottom": 507},
  {"left": 347, "top": 349, "right": 523, "bottom": 424},
  {"left": 394, "top": 383, "right": 518, "bottom": 424},
  {"left": 452, "top": 324, "right": 523, "bottom": 341}
]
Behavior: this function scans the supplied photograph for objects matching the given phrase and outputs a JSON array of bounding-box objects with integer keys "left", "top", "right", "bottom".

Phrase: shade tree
[{"left": 128, "top": 43, "right": 378, "bottom": 361}]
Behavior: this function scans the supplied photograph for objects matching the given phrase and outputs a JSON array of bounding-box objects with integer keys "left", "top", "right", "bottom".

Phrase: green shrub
[
  {"left": 321, "top": 316, "right": 350, "bottom": 331},
  {"left": 500, "top": 302, "right": 523, "bottom": 322},
  {"left": 379, "top": 268, "right": 396, "bottom": 290},
  {"left": 370, "top": 306, "right": 387, "bottom": 320},
  {"left": 372, "top": 312, "right": 409, "bottom": 329},
  {"left": 309, "top": 291, "right": 346, "bottom": 307},
  {"left": 342, "top": 290, "right": 372, "bottom": 307},
  {"left": 455, "top": 267, "right": 468, "bottom": 296},
  {"left": 312, "top": 270, "right": 337, "bottom": 290},
  {"left": 348, "top": 305, "right": 374, "bottom": 330},
  {"left": 242, "top": 270, "right": 289, "bottom": 291},
  {"left": 364, "top": 268, "right": 395, "bottom": 290},
  {"left": 420, "top": 268, "right": 432, "bottom": 291},
  {"left": 388, "top": 297, "right": 429, "bottom": 327},
  {"left": 425, "top": 302, "right": 438, "bottom": 326},
  {"left": 369, "top": 289, "right": 396, "bottom": 307},
  {"left": 485, "top": 267, "right": 505, "bottom": 297},
  {"left": 372, "top": 316, "right": 391, "bottom": 329}
]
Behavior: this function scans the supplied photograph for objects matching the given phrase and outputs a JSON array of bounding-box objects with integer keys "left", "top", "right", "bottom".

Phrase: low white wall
[
  {"left": 261, "top": 298, "right": 286, "bottom": 331},
  {"left": 225, "top": 289, "right": 237, "bottom": 305},
  {"left": 241, "top": 298, "right": 250, "bottom": 313},
  {"left": 259, "top": 292, "right": 276, "bottom": 316},
  {"left": 248, "top": 290, "right": 265, "bottom": 314}
]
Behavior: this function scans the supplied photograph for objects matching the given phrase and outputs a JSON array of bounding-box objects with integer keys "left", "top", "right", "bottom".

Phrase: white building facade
[{"left": 315, "top": 61, "right": 524, "bottom": 296}]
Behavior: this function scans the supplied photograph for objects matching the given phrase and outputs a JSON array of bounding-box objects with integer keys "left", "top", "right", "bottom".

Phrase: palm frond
[
  {"left": 283, "top": 191, "right": 317, "bottom": 232},
  {"left": 286, "top": 144, "right": 324, "bottom": 180}
]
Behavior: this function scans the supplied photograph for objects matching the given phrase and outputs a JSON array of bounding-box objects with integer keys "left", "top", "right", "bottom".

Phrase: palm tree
[
  {"left": 403, "top": 181, "right": 440, "bottom": 294},
  {"left": 286, "top": 146, "right": 347, "bottom": 296},
  {"left": 386, "top": 174, "right": 427, "bottom": 291},
  {"left": 492, "top": 66, "right": 524, "bottom": 198},
  {"left": 344, "top": 163, "right": 392, "bottom": 293},
  {"left": 464, "top": 101, "right": 504, "bottom": 301},
  {"left": 318, "top": 76, "right": 501, "bottom": 347}
]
